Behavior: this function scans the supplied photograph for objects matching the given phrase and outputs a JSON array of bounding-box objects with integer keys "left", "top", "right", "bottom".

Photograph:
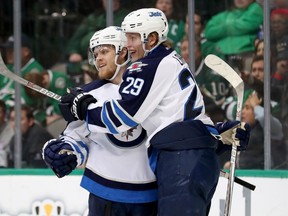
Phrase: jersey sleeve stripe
[
  {"left": 112, "top": 100, "right": 138, "bottom": 128},
  {"left": 101, "top": 102, "right": 119, "bottom": 134},
  {"left": 65, "top": 139, "right": 88, "bottom": 166},
  {"left": 106, "top": 101, "right": 123, "bottom": 127},
  {"left": 87, "top": 107, "right": 107, "bottom": 127},
  {"left": 75, "top": 140, "right": 89, "bottom": 165}
]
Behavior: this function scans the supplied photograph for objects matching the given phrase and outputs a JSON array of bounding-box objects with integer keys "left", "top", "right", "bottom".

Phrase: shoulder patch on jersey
[
  {"left": 172, "top": 53, "right": 185, "bottom": 65},
  {"left": 127, "top": 62, "right": 148, "bottom": 73}
]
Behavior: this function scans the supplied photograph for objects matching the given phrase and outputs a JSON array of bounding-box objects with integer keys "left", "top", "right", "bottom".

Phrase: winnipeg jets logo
[
  {"left": 148, "top": 11, "right": 162, "bottom": 17},
  {"left": 127, "top": 62, "right": 148, "bottom": 73},
  {"left": 121, "top": 127, "right": 136, "bottom": 140},
  {"left": 106, "top": 125, "right": 146, "bottom": 147}
]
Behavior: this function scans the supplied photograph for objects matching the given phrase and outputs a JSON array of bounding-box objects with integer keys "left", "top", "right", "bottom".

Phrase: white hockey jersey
[
  {"left": 61, "top": 80, "right": 157, "bottom": 203},
  {"left": 84, "top": 45, "right": 217, "bottom": 148}
]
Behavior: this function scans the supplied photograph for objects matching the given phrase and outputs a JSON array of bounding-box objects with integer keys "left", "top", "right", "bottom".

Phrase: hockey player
[
  {"left": 57, "top": 9, "right": 250, "bottom": 215},
  {"left": 42, "top": 26, "right": 158, "bottom": 216}
]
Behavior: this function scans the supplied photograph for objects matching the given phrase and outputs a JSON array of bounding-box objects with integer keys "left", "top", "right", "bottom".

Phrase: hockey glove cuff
[
  {"left": 59, "top": 87, "right": 97, "bottom": 121},
  {"left": 42, "top": 139, "right": 79, "bottom": 178},
  {"left": 215, "top": 121, "right": 250, "bottom": 155},
  {"left": 71, "top": 92, "right": 96, "bottom": 120}
]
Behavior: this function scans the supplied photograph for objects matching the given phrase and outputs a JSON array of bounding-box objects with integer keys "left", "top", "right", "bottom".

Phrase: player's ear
[
  {"left": 117, "top": 47, "right": 128, "bottom": 65},
  {"left": 147, "top": 32, "right": 158, "bottom": 48},
  {"left": 120, "top": 47, "right": 128, "bottom": 58}
]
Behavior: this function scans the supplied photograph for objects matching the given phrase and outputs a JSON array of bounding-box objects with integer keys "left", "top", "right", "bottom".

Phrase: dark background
[{"left": 0, "top": 0, "right": 226, "bottom": 68}]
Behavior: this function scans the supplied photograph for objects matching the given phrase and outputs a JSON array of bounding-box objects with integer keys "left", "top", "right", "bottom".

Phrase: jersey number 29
[{"left": 122, "top": 77, "right": 144, "bottom": 96}]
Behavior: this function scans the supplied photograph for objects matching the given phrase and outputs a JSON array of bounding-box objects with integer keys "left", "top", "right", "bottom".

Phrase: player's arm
[
  {"left": 58, "top": 61, "right": 173, "bottom": 134},
  {"left": 90, "top": 65, "right": 173, "bottom": 133},
  {"left": 42, "top": 122, "right": 89, "bottom": 178},
  {"left": 58, "top": 86, "right": 137, "bottom": 134}
]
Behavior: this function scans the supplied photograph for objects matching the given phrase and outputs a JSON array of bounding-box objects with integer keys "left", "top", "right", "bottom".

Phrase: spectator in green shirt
[
  {"left": 202, "top": 0, "right": 263, "bottom": 71},
  {"left": 66, "top": 0, "right": 129, "bottom": 63},
  {"left": 0, "top": 34, "right": 44, "bottom": 77},
  {"left": 24, "top": 70, "right": 72, "bottom": 126},
  {"left": 0, "top": 34, "right": 45, "bottom": 109}
]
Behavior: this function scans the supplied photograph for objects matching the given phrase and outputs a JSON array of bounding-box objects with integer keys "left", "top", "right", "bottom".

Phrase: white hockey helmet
[
  {"left": 89, "top": 26, "right": 129, "bottom": 80},
  {"left": 121, "top": 8, "right": 169, "bottom": 45}
]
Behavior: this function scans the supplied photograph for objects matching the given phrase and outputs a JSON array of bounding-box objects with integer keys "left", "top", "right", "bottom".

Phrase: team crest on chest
[
  {"left": 106, "top": 125, "right": 147, "bottom": 147},
  {"left": 112, "top": 125, "right": 142, "bottom": 142},
  {"left": 127, "top": 62, "right": 148, "bottom": 73},
  {"left": 121, "top": 127, "right": 135, "bottom": 140}
]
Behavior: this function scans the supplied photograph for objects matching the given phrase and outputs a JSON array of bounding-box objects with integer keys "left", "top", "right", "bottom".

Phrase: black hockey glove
[
  {"left": 215, "top": 120, "right": 250, "bottom": 155},
  {"left": 42, "top": 139, "right": 77, "bottom": 178},
  {"left": 59, "top": 87, "right": 97, "bottom": 121}
]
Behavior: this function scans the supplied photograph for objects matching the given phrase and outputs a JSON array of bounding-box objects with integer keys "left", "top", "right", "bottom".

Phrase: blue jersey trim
[
  {"left": 112, "top": 100, "right": 138, "bottom": 128},
  {"left": 102, "top": 102, "right": 118, "bottom": 134},
  {"left": 106, "top": 101, "right": 122, "bottom": 127},
  {"left": 81, "top": 176, "right": 158, "bottom": 203},
  {"left": 206, "top": 125, "right": 220, "bottom": 135},
  {"left": 83, "top": 168, "right": 157, "bottom": 190},
  {"left": 73, "top": 141, "right": 89, "bottom": 165},
  {"left": 148, "top": 147, "right": 158, "bottom": 173}
]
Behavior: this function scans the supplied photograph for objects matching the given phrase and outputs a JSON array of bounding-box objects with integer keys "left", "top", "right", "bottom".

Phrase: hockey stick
[
  {"left": 204, "top": 54, "right": 244, "bottom": 216},
  {"left": 1, "top": 51, "right": 254, "bottom": 191},
  {"left": 0, "top": 51, "right": 61, "bottom": 101},
  {"left": 220, "top": 170, "right": 255, "bottom": 191}
]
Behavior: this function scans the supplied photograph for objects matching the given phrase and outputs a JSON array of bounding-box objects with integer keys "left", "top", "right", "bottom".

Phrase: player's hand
[
  {"left": 42, "top": 139, "right": 77, "bottom": 178},
  {"left": 59, "top": 87, "right": 97, "bottom": 121},
  {"left": 215, "top": 121, "right": 250, "bottom": 155}
]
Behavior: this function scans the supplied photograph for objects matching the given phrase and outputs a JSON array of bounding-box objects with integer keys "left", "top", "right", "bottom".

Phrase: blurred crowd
[{"left": 0, "top": 0, "right": 287, "bottom": 169}]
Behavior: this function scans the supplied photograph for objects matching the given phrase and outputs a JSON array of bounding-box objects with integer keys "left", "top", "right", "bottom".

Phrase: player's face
[
  {"left": 94, "top": 45, "right": 117, "bottom": 80},
  {"left": 125, "top": 33, "right": 145, "bottom": 62}
]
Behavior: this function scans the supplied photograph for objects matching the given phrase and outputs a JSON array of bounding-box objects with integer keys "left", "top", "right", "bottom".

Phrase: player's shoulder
[
  {"left": 85, "top": 79, "right": 119, "bottom": 100},
  {"left": 82, "top": 79, "right": 110, "bottom": 92},
  {"left": 158, "top": 50, "right": 188, "bottom": 73},
  {"left": 124, "top": 46, "right": 185, "bottom": 77}
]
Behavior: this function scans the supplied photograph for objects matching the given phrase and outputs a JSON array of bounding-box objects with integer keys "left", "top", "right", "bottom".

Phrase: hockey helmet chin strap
[
  {"left": 107, "top": 52, "right": 130, "bottom": 81},
  {"left": 142, "top": 38, "right": 161, "bottom": 57}
]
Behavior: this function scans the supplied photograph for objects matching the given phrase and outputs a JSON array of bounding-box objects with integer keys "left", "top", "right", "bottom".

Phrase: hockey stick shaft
[
  {"left": 204, "top": 54, "right": 244, "bottom": 216},
  {"left": 220, "top": 170, "right": 255, "bottom": 191},
  {"left": 0, "top": 51, "right": 61, "bottom": 101}
]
